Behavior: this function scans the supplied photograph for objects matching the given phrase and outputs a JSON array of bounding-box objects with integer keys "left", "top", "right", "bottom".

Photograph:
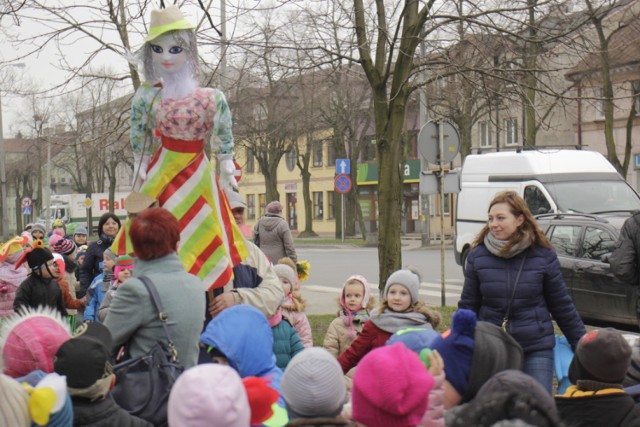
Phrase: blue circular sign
[{"left": 335, "top": 174, "right": 352, "bottom": 194}]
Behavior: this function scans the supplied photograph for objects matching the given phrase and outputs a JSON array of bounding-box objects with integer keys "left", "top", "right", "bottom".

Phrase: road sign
[
  {"left": 84, "top": 198, "right": 93, "bottom": 208},
  {"left": 22, "top": 206, "right": 32, "bottom": 215},
  {"left": 233, "top": 161, "right": 242, "bottom": 183},
  {"left": 21, "top": 197, "right": 32, "bottom": 208},
  {"left": 336, "top": 159, "right": 350, "bottom": 175},
  {"left": 334, "top": 174, "right": 352, "bottom": 194},
  {"left": 418, "top": 121, "right": 460, "bottom": 164}
]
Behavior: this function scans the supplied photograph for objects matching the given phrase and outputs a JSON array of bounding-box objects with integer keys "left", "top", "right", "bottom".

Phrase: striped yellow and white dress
[{"left": 125, "top": 82, "right": 247, "bottom": 290}]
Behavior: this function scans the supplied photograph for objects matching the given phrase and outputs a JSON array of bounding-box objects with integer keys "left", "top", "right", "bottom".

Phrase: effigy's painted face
[{"left": 150, "top": 33, "right": 187, "bottom": 75}]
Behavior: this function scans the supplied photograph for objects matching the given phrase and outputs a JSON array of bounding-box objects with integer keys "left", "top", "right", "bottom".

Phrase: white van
[{"left": 454, "top": 149, "right": 640, "bottom": 267}]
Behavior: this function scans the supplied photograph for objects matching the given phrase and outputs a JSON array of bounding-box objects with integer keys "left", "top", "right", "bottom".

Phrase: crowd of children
[{"left": 1, "top": 219, "right": 640, "bottom": 426}]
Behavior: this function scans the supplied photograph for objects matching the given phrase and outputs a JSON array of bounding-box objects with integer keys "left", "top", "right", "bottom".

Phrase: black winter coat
[
  {"left": 71, "top": 397, "right": 153, "bottom": 427},
  {"left": 556, "top": 389, "right": 640, "bottom": 427},
  {"left": 13, "top": 274, "right": 67, "bottom": 316},
  {"left": 78, "top": 238, "right": 112, "bottom": 297},
  {"left": 458, "top": 243, "right": 585, "bottom": 353}
]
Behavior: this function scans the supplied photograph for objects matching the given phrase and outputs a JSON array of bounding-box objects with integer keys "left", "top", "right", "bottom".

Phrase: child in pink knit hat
[
  {"left": 0, "top": 235, "right": 30, "bottom": 319},
  {"left": 0, "top": 307, "right": 71, "bottom": 378},
  {"left": 350, "top": 342, "right": 435, "bottom": 427}
]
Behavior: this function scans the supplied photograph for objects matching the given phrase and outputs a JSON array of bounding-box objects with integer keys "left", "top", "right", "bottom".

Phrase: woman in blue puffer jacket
[{"left": 458, "top": 190, "right": 585, "bottom": 394}]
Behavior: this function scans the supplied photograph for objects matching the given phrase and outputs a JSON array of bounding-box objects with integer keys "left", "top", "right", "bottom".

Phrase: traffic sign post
[
  {"left": 417, "top": 120, "right": 460, "bottom": 307},
  {"left": 334, "top": 174, "right": 352, "bottom": 242}
]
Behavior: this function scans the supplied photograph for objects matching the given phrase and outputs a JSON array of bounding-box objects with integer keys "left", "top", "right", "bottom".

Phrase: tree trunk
[{"left": 299, "top": 166, "right": 317, "bottom": 237}]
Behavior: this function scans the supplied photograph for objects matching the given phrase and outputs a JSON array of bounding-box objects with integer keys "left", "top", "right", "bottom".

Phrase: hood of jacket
[
  {"left": 259, "top": 214, "right": 285, "bottom": 232},
  {"left": 200, "top": 304, "right": 283, "bottom": 389}
]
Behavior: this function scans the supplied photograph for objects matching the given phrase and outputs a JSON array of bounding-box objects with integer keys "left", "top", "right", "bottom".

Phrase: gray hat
[
  {"left": 273, "top": 264, "right": 297, "bottom": 287},
  {"left": 74, "top": 226, "right": 88, "bottom": 235},
  {"left": 384, "top": 269, "right": 420, "bottom": 304},
  {"left": 225, "top": 190, "right": 247, "bottom": 210},
  {"left": 266, "top": 201, "right": 283, "bottom": 214},
  {"left": 31, "top": 223, "right": 46, "bottom": 236},
  {"left": 476, "top": 370, "right": 557, "bottom": 419},
  {"left": 103, "top": 248, "right": 116, "bottom": 261},
  {"left": 281, "top": 347, "right": 347, "bottom": 419}
]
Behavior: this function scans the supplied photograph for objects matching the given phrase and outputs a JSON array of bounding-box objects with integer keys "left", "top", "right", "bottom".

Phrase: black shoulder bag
[
  {"left": 502, "top": 251, "right": 528, "bottom": 333},
  {"left": 111, "top": 276, "right": 184, "bottom": 427}
]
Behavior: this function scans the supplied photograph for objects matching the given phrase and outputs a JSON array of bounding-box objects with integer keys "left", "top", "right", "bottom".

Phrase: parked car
[{"left": 535, "top": 212, "right": 640, "bottom": 327}]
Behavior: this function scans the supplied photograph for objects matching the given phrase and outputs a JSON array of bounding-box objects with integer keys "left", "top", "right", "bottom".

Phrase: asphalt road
[{"left": 297, "top": 243, "right": 464, "bottom": 314}]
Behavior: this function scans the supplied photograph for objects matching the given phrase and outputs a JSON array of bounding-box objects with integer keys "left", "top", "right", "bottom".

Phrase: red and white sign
[{"left": 233, "top": 161, "right": 242, "bottom": 183}]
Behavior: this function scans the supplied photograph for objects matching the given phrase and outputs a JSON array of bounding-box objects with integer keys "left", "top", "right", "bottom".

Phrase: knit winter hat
[
  {"left": 569, "top": 328, "right": 632, "bottom": 384},
  {"left": 20, "top": 231, "right": 33, "bottom": 248},
  {"left": 274, "top": 264, "right": 297, "bottom": 288},
  {"left": 102, "top": 248, "right": 116, "bottom": 261},
  {"left": 16, "top": 370, "right": 73, "bottom": 427},
  {"left": 281, "top": 348, "right": 347, "bottom": 419},
  {"left": 266, "top": 201, "right": 283, "bottom": 214},
  {"left": 340, "top": 275, "right": 370, "bottom": 311},
  {"left": 54, "top": 322, "right": 114, "bottom": 389},
  {"left": 352, "top": 343, "right": 433, "bottom": 427},
  {"left": 25, "top": 244, "right": 55, "bottom": 272},
  {"left": 168, "top": 364, "right": 250, "bottom": 427},
  {"left": 74, "top": 226, "right": 88, "bottom": 236},
  {"left": 387, "top": 327, "right": 440, "bottom": 354},
  {"left": 475, "top": 370, "right": 558, "bottom": 419},
  {"left": 76, "top": 245, "right": 88, "bottom": 258},
  {"left": 52, "top": 238, "right": 76, "bottom": 256},
  {"left": 384, "top": 269, "right": 420, "bottom": 304},
  {"left": 430, "top": 309, "right": 477, "bottom": 397},
  {"left": 114, "top": 255, "right": 135, "bottom": 279},
  {"left": 0, "top": 373, "right": 30, "bottom": 427},
  {"left": 0, "top": 307, "right": 71, "bottom": 378},
  {"left": 31, "top": 223, "right": 46, "bottom": 236}
]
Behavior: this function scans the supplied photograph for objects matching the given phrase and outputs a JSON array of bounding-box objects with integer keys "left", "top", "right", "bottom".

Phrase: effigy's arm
[
  {"left": 130, "top": 84, "right": 160, "bottom": 185},
  {"left": 211, "top": 89, "right": 234, "bottom": 155},
  {"left": 211, "top": 89, "right": 237, "bottom": 190}
]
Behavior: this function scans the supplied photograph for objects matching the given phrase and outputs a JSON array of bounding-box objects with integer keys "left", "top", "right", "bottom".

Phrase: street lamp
[{"left": 0, "top": 62, "right": 26, "bottom": 240}]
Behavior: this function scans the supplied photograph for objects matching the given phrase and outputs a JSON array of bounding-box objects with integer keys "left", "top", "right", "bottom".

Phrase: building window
[
  {"left": 362, "top": 137, "right": 377, "bottom": 161},
  {"left": 633, "top": 81, "right": 640, "bottom": 114},
  {"left": 313, "top": 141, "right": 323, "bottom": 167},
  {"left": 258, "top": 193, "right": 267, "bottom": 217},
  {"left": 504, "top": 118, "right": 518, "bottom": 146},
  {"left": 286, "top": 145, "right": 297, "bottom": 171},
  {"left": 327, "top": 141, "right": 336, "bottom": 166},
  {"left": 479, "top": 121, "right": 491, "bottom": 147},
  {"left": 327, "top": 191, "right": 335, "bottom": 219},
  {"left": 313, "top": 191, "right": 323, "bottom": 219},
  {"left": 429, "top": 194, "right": 451, "bottom": 216},
  {"left": 246, "top": 194, "right": 256, "bottom": 220},
  {"left": 246, "top": 148, "right": 255, "bottom": 173},
  {"left": 595, "top": 87, "right": 604, "bottom": 119}
]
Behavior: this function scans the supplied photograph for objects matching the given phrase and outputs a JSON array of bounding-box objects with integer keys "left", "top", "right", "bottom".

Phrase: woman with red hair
[{"left": 104, "top": 208, "right": 205, "bottom": 369}]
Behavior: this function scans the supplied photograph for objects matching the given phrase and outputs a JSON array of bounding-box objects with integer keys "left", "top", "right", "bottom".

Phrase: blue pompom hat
[{"left": 430, "top": 309, "right": 477, "bottom": 397}]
